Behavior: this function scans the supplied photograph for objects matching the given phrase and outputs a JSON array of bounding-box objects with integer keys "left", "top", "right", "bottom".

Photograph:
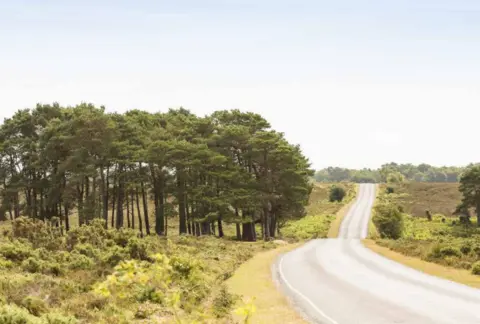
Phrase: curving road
[{"left": 273, "top": 183, "right": 480, "bottom": 324}]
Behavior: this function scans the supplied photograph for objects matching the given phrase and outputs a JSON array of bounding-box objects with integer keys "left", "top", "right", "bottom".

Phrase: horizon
[{"left": 2, "top": 0, "right": 480, "bottom": 169}]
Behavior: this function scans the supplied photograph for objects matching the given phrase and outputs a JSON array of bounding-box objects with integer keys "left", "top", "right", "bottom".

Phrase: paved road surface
[{"left": 274, "top": 183, "right": 480, "bottom": 324}]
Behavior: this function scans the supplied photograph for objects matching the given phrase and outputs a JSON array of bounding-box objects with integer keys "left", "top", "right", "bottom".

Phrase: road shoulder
[{"left": 226, "top": 243, "right": 307, "bottom": 324}]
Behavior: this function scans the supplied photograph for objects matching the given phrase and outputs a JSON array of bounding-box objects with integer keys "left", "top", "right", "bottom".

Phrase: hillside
[{"left": 379, "top": 182, "right": 461, "bottom": 217}]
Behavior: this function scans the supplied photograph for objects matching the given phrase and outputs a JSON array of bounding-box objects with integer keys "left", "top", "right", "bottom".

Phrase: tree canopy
[
  {"left": 314, "top": 162, "right": 473, "bottom": 183},
  {"left": 0, "top": 103, "right": 314, "bottom": 241}
]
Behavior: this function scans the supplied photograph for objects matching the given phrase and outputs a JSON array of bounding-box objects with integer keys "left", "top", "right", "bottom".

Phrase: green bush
[
  {"left": 126, "top": 237, "right": 149, "bottom": 261},
  {"left": 41, "top": 312, "right": 78, "bottom": 324},
  {"left": 329, "top": 185, "right": 346, "bottom": 202},
  {"left": 281, "top": 214, "right": 334, "bottom": 240},
  {"left": 372, "top": 203, "right": 404, "bottom": 239},
  {"left": 0, "top": 257, "right": 14, "bottom": 269},
  {"left": 0, "top": 242, "right": 34, "bottom": 262},
  {"left": 21, "top": 257, "right": 44, "bottom": 274},
  {"left": 440, "top": 246, "right": 462, "bottom": 258},
  {"left": 212, "top": 285, "right": 238, "bottom": 318},
  {"left": 460, "top": 243, "right": 472, "bottom": 255},
  {"left": 72, "top": 244, "right": 99, "bottom": 259},
  {"left": 0, "top": 303, "right": 41, "bottom": 324},
  {"left": 472, "top": 262, "right": 480, "bottom": 275},
  {"left": 68, "top": 253, "right": 94, "bottom": 270},
  {"left": 21, "top": 296, "right": 48, "bottom": 316}
]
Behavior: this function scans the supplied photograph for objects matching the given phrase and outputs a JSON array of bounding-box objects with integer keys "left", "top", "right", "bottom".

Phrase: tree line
[
  {"left": 0, "top": 103, "right": 313, "bottom": 241},
  {"left": 314, "top": 162, "right": 474, "bottom": 183}
]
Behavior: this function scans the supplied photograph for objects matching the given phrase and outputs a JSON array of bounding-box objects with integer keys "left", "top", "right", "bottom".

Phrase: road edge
[{"left": 327, "top": 183, "right": 359, "bottom": 238}]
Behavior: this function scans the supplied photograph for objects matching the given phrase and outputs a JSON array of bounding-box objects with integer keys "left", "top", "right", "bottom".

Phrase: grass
[
  {"left": 227, "top": 243, "right": 307, "bottom": 324},
  {"left": 0, "top": 217, "right": 276, "bottom": 323},
  {"left": 381, "top": 182, "right": 461, "bottom": 217},
  {"left": 363, "top": 239, "right": 480, "bottom": 289}
]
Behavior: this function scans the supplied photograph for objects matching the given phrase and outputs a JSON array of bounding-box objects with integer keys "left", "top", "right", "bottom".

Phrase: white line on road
[{"left": 278, "top": 254, "right": 339, "bottom": 324}]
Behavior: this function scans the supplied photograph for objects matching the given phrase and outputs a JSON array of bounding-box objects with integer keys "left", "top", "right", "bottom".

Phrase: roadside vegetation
[
  {"left": 0, "top": 104, "right": 320, "bottom": 323},
  {"left": 370, "top": 165, "right": 480, "bottom": 279}
]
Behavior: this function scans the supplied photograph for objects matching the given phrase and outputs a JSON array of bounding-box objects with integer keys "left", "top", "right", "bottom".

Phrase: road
[{"left": 273, "top": 183, "right": 480, "bottom": 324}]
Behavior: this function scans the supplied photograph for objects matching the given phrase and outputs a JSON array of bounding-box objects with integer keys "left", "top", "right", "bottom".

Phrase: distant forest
[{"left": 314, "top": 163, "right": 479, "bottom": 183}]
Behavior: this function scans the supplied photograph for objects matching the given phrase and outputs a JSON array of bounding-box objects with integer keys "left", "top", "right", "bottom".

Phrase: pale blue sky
[{"left": 1, "top": 0, "right": 480, "bottom": 169}]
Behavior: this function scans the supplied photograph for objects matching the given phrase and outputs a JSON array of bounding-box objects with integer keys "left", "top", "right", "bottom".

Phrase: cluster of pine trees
[{"left": 0, "top": 103, "right": 313, "bottom": 241}]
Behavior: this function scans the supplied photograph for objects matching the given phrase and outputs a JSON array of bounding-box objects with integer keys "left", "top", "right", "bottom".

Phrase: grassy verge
[
  {"left": 367, "top": 184, "right": 380, "bottom": 239},
  {"left": 363, "top": 239, "right": 480, "bottom": 288},
  {"left": 227, "top": 243, "right": 307, "bottom": 324}
]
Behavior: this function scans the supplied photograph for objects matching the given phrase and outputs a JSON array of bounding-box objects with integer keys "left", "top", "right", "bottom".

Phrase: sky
[{"left": 1, "top": 0, "right": 480, "bottom": 170}]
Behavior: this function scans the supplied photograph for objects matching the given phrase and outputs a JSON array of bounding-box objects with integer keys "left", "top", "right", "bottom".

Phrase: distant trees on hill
[{"left": 315, "top": 163, "right": 477, "bottom": 183}]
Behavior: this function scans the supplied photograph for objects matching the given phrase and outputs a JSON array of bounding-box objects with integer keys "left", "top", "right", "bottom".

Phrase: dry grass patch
[
  {"left": 363, "top": 239, "right": 480, "bottom": 289},
  {"left": 226, "top": 243, "right": 307, "bottom": 324},
  {"left": 381, "top": 182, "right": 461, "bottom": 217}
]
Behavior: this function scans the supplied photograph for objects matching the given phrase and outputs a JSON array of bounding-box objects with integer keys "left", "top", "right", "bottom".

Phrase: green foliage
[
  {"left": 472, "top": 262, "right": 480, "bottom": 275},
  {"left": 21, "top": 296, "right": 48, "bottom": 316},
  {"left": 281, "top": 214, "right": 335, "bottom": 240},
  {"left": 211, "top": 285, "right": 238, "bottom": 318},
  {"left": 315, "top": 162, "right": 465, "bottom": 183},
  {"left": 458, "top": 165, "right": 480, "bottom": 224},
  {"left": 0, "top": 303, "right": 41, "bottom": 324},
  {"left": 372, "top": 203, "right": 404, "bottom": 239},
  {"left": 329, "top": 185, "right": 346, "bottom": 202}
]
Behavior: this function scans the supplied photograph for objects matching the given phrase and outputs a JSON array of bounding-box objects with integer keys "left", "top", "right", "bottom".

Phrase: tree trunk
[
  {"left": 218, "top": 216, "right": 224, "bottom": 238},
  {"left": 236, "top": 223, "right": 241, "bottom": 240},
  {"left": 111, "top": 170, "right": 117, "bottom": 228},
  {"left": 477, "top": 201, "right": 480, "bottom": 227},
  {"left": 177, "top": 172, "right": 187, "bottom": 234},
  {"left": 186, "top": 198, "right": 192, "bottom": 235},
  {"left": 141, "top": 179, "right": 150, "bottom": 235},
  {"left": 130, "top": 189, "right": 135, "bottom": 229},
  {"left": 101, "top": 166, "right": 109, "bottom": 228},
  {"left": 77, "top": 181, "right": 84, "bottom": 226},
  {"left": 126, "top": 189, "right": 131, "bottom": 228},
  {"left": 135, "top": 187, "right": 143, "bottom": 237},
  {"left": 116, "top": 165, "right": 125, "bottom": 229},
  {"left": 154, "top": 173, "right": 165, "bottom": 236},
  {"left": 270, "top": 212, "right": 277, "bottom": 238},
  {"left": 263, "top": 207, "right": 271, "bottom": 241}
]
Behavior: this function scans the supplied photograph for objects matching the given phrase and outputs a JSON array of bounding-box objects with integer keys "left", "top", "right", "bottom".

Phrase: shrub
[
  {"left": 0, "top": 241, "right": 34, "bottom": 262},
  {"left": 329, "top": 185, "right": 346, "bottom": 202},
  {"left": 101, "top": 246, "right": 128, "bottom": 267},
  {"left": 21, "top": 257, "right": 44, "bottom": 274},
  {"left": 212, "top": 285, "right": 238, "bottom": 318},
  {"left": 21, "top": 296, "right": 48, "bottom": 316},
  {"left": 68, "top": 253, "right": 95, "bottom": 270},
  {"left": 0, "top": 303, "right": 41, "bottom": 324},
  {"left": 41, "top": 312, "right": 78, "bottom": 324},
  {"left": 73, "top": 244, "right": 99, "bottom": 259},
  {"left": 126, "top": 237, "right": 149, "bottom": 261},
  {"left": 372, "top": 203, "right": 404, "bottom": 239},
  {"left": 472, "top": 262, "right": 480, "bottom": 275},
  {"left": 439, "top": 246, "right": 461, "bottom": 258},
  {"left": 460, "top": 243, "right": 472, "bottom": 255},
  {"left": 0, "top": 257, "right": 14, "bottom": 269}
]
